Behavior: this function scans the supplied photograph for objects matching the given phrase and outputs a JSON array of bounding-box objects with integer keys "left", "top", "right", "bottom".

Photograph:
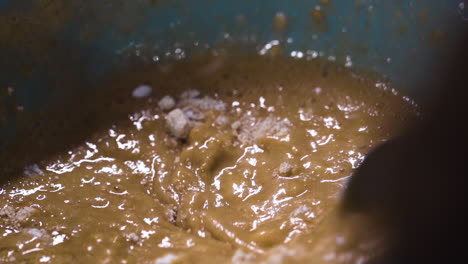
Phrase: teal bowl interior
[{"left": 0, "top": 0, "right": 466, "bottom": 144}]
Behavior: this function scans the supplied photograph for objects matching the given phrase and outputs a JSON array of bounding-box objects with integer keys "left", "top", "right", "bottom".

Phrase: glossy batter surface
[{"left": 0, "top": 56, "right": 417, "bottom": 263}]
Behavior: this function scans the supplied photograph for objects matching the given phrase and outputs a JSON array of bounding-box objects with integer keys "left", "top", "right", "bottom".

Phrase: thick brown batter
[{"left": 0, "top": 55, "right": 417, "bottom": 263}]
